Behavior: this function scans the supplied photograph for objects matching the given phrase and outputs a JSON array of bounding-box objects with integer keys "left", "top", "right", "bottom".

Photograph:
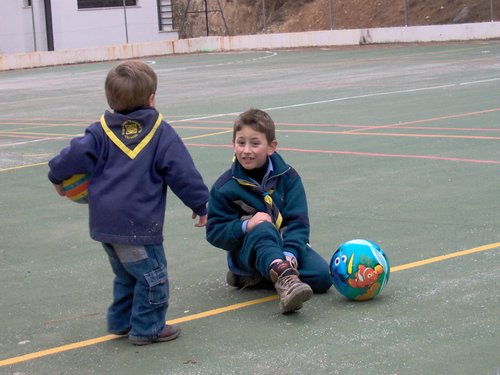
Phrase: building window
[
  {"left": 77, "top": 0, "right": 137, "bottom": 9},
  {"left": 25, "top": 0, "right": 32, "bottom": 6}
]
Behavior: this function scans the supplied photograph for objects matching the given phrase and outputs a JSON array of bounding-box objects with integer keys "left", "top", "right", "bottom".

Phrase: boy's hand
[
  {"left": 53, "top": 184, "right": 65, "bottom": 197},
  {"left": 192, "top": 212, "right": 208, "bottom": 227},
  {"left": 247, "top": 212, "right": 272, "bottom": 232}
]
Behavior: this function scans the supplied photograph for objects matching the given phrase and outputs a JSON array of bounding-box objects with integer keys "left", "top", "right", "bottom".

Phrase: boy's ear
[
  {"left": 147, "top": 93, "right": 155, "bottom": 107},
  {"left": 268, "top": 139, "right": 278, "bottom": 155}
]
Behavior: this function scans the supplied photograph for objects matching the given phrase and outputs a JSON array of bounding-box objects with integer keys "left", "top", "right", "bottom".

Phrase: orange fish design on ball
[{"left": 348, "top": 264, "right": 383, "bottom": 288}]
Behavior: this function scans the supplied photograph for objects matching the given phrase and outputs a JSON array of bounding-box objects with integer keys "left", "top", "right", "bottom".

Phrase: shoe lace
[{"left": 277, "top": 273, "right": 301, "bottom": 290}]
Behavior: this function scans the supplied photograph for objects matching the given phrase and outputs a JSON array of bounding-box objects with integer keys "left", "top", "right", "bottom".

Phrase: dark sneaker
[
  {"left": 129, "top": 324, "right": 181, "bottom": 346},
  {"left": 109, "top": 329, "right": 130, "bottom": 336},
  {"left": 226, "top": 271, "right": 263, "bottom": 289},
  {"left": 270, "top": 261, "right": 313, "bottom": 314}
]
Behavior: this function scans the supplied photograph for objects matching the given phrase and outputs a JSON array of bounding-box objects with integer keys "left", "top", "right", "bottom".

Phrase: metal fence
[{"left": 175, "top": 0, "right": 500, "bottom": 38}]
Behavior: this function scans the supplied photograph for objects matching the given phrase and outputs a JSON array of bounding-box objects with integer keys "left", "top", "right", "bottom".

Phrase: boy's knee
[
  {"left": 298, "top": 255, "right": 333, "bottom": 293},
  {"left": 250, "top": 220, "right": 278, "bottom": 234},
  {"left": 310, "top": 275, "right": 333, "bottom": 293},
  {"left": 302, "top": 268, "right": 332, "bottom": 293},
  {"left": 246, "top": 221, "right": 281, "bottom": 243}
]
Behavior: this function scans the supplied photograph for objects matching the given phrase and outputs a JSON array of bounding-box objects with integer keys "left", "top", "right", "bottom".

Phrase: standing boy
[
  {"left": 206, "top": 108, "right": 332, "bottom": 314},
  {"left": 48, "top": 60, "right": 209, "bottom": 345}
]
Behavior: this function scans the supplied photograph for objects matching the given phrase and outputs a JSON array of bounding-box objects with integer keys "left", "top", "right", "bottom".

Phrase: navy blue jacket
[
  {"left": 206, "top": 152, "right": 310, "bottom": 258},
  {"left": 48, "top": 108, "right": 209, "bottom": 245}
]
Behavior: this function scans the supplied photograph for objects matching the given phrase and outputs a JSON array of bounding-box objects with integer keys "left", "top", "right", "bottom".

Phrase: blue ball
[{"left": 330, "top": 239, "right": 390, "bottom": 301}]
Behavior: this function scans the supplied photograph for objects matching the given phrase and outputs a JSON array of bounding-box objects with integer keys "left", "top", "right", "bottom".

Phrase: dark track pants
[{"left": 228, "top": 222, "right": 333, "bottom": 293}]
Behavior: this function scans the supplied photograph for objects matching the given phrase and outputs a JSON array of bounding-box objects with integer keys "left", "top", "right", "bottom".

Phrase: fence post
[
  {"left": 329, "top": 0, "right": 333, "bottom": 30},
  {"left": 204, "top": 0, "right": 209, "bottom": 36},
  {"left": 122, "top": 0, "right": 129, "bottom": 43},
  {"left": 262, "top": 0, "right": 266, "bottom": 32},
  {"left": 30, "top": 2, "right": 37, "bottom": 51},
  {"left": 404, "top": 0, "right": 408, "bottom": 26}
]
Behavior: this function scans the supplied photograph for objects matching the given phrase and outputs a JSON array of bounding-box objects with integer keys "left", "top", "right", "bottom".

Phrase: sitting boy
[{"left": 206, "top": 108, "right": 332, "bottom": 314}]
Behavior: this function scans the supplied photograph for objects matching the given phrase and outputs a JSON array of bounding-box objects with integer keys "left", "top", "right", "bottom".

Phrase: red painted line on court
[
  {"left": 180, "top": 107, "right": 500, "bottom": 132},
  {"left": 0, "top": 122, "right": 87, "bottom": 127},
  {"left": 4, "top": 106, "right": 500, "bottom": 136},
  {"left": 3, "top": 127, "right": 498, "bottom": 142},
  {"left": 278, "top": 123, "right": 500, "bottom": 132},
  {"left": 0, "top": 134, "right": 55, "bottom": 140},
  {"left": 181, "top": 119, "right": 500, "bottom": 132},
  {"left": 387, "top": 125, "right": 500, "bottom": 132},
  {"left": 0, "top": 133, "right": 72, "bottom": 140},
  {"left": 344, "top": 107, "right": 500, "bottom": 133},
  {"left": 185, "top": 143, "right": 500, "bottom": 165},
  {"left": 0, "top": 119, "right": 91, "bottom": 124},
  {"left": 279, "top": 147, "right": 500, "bottom": 164},
  {"left": 182, "top": 121, "right": 500, "bottom": 133},
  {"left": 173, "top": 125, "right": 231, "bottom": 130},
  {"left": 277, "top": 129, "right": 500, "bottom": 140}
]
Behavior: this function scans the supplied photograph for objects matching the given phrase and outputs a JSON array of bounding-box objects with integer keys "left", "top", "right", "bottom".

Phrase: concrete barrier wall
[{"left": 2, "top": 22, "right": 500, "bottom": 71}]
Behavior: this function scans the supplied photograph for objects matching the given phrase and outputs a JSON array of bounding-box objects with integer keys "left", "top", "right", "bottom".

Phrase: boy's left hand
[
  {"left": 192, "top": 212, "right": 208, "bottom": 227},
  {"left": 53, "top": 183, "right": 65, "bottom": 196}
]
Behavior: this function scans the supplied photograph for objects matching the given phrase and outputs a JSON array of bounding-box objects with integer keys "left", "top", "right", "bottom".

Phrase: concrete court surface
[{"left": 0, "top": 40, "right": 499, "bottom": 374}]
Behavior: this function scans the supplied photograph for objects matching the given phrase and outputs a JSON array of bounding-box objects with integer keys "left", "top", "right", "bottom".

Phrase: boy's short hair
[
  {"left": 233, "top": 108, "right": 276, "bottom": 143},
  {"left": 105, "top": 60, "right": 158, "bottom": 111}
]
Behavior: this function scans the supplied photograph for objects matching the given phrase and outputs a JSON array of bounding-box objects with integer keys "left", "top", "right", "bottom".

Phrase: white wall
[
  {"left": 51, "top": 2, "right": 175, "bottom": 50},
  {"left": 0, "top": 1, "right": 44, "bottom": 53},
  {"left": 3, "top": 22, "right": 500, "bottom": 71},
  {"left": 0, "top": 0, "right": 177, "bottom": 54}
]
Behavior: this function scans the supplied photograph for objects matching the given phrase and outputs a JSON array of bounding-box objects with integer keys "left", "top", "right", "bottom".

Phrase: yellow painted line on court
[
  {"left": 0, "top": 131, "right": 230, "bottom": 173},
  {"left": 390, "top": 242, "right": 500, "bottom": 272},
  {"left": 168, "top": 295, "right": 278, "bottom": 325},
  {"left": 0, "top": 296, "right": 277, "bottom": 367},
  {"left": 0, "top": 131, "right": 79, "bottom": 137},
  {"left": 182, "top": 129, "right": 232, "bottom": 140},
  {"left": 0, "top": 335, "right": 121, "bottom": 367},
  {"left": 0, "top": 162, "right": 48, "bottom": 172},
  {"left": 1, "top": 243, "right": 499, "bottom": 368}
]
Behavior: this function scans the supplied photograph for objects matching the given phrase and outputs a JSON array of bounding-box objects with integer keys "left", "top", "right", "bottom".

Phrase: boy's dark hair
[
  {"left": 105, "top": 60, "right": 157, "bottom": 111},
  {"left": 233, "top": 108, "right": 276, "bottom": 144}
]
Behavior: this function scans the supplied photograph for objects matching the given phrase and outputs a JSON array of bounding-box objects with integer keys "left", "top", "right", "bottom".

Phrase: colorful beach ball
[
  {"left": 330, "top": 239, "right": 390, "bottom": 301},
  {"left": 62, "top": 174, "right": 90, "bottom": 204}
]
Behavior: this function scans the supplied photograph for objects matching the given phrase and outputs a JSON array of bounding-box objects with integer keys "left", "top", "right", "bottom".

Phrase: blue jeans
[{"left": 102, "top": 243, "right": 169, "bottom": 340}]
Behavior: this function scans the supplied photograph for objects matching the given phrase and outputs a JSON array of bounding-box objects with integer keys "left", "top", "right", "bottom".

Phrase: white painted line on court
[
  {"left": 264, "top": 84, "right": 458, "bottom": 111},
  {"left": 156, "top": 51, "right": 278, "bottom": 73},
  {"left": 2, "top": 76, "right": 499, "bottom": 148},
  {"left": 173, "top": 76, "right": 500, "bottom": 123},
  {"left": 459, "top": 77, "right": 500, "bottom": 85},
  {"left": 0, "top": 137, "right": 66, "bottom": 148}
]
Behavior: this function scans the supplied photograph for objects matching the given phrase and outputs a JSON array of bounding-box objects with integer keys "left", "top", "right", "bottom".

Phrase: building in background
[{"left": 0, "top": 0, "right": 177, "bottom": 54}]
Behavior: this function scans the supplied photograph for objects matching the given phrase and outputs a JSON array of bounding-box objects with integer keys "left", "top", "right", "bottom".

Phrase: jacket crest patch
[{"left": 122, "top": 120, "right": 142, "bottom": 139}]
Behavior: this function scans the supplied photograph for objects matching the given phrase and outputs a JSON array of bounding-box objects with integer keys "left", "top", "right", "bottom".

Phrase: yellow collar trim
[{"left": 100, "top": 113, "right": 163, "bottom": 159}]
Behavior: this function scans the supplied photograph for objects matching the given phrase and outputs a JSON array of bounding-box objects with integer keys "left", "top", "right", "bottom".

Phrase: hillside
[{"left": 172, "top": 0, "right": 496, "bottom": 39}]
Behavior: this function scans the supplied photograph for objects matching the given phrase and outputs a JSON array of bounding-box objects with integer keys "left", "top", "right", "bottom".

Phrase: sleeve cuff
[
  {"left": 193, "top": 203, "right": 207, "bottom": 217},
  {"left": 48, "top": 172, "right": 62, "bottom": 185},
  {"left": 241, "top": 219, "right": 249, "bottom": 233},
  {"left": 283, "top": 249, "right": 298, "bottom": 259}
]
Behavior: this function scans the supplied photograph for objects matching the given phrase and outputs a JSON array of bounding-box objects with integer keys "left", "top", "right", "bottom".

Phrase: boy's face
[{"left": 233, "top": 125, "right": 277, "bottom": 170}]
